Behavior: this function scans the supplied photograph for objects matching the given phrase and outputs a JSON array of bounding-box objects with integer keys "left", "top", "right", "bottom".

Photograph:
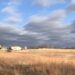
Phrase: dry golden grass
[{"left": 0, "top": 48, "right": 75, "bottom": 75}]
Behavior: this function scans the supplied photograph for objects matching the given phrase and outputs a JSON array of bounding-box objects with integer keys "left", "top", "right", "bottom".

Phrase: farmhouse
[
  {"left": 24, "top": 46, "right": 28, "bottom": 49},
  {"left": 0, "top": 45, "right": 7, "bottom": 51},
  {"left": 10, "top": 46, "right": 22, "bottom": 51},
  {"left": 1, "top": 47, "right": 7, "bottom": 51}
]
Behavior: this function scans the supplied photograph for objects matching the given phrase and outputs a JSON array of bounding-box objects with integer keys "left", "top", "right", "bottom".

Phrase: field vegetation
[{"left": 0, "top": 48, "right": 75, "bottom": 75}]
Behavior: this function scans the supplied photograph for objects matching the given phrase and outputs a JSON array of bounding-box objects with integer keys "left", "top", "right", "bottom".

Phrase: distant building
[
  {"left": 24, "top": 46, "right": 28, "bottom": 49},
  {"left": 10, "top": 46, "right": 22, "bottom": 51},
  {"left": 0, "top": 44, "right": 7, "bottom": 51},
  {"left": 1, "top": 47, "right": 7, "bottom": 51}
]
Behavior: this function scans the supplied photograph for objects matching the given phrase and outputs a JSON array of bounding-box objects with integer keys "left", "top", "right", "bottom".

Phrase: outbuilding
[{"left": 10, "top": 46, "right": 22, "bottom": 51}]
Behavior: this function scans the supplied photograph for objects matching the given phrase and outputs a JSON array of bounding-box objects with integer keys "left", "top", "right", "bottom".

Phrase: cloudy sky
[{"left": 0, "top": 0, "right": 75, "bottom": 47}]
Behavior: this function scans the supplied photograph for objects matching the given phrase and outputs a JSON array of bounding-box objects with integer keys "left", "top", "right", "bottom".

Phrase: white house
[
  {"left": 0, "top": 45, "right": 7, "bottom": 51},
  {"left": 24, "top": 46, "right": 28, "bottom": 49},
  {"left": 10, "top": 46, "right": 22, "bottom": 51},
  {"left": 1, "top": 47, "right": 7, "bottom": 51}
]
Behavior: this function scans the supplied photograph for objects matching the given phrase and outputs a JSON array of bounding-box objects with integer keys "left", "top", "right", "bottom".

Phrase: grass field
[{"left": 0, "top": 48, "right": 75, "bottom": 75}]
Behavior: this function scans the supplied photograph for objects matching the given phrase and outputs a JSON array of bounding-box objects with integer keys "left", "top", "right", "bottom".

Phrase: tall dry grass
[
  {"left": 0, "top": 61, "right": 75, "bottom": 75},
  {"left": 0, "top": 49, "right": 75, "bottom": 75}
]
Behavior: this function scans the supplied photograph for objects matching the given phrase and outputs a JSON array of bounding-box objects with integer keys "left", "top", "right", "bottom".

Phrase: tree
[
  {"left": 0, "top": 45, "right": 2, "bottom": 49},
  {"left": 7, "top": 47, "right": 12, "bottom": 52}
]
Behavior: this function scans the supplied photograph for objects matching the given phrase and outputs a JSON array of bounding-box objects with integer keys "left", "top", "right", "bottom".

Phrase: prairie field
[{"left": 0, "top": 48, "right": 75, "bottom": 75}]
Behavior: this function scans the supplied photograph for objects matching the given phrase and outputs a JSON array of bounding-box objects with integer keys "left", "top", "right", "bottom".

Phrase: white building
[
  {"left": 0, "top": 45, "right": 7, "bottom": 51},
  {"left": 24, "top": 46, "right": 28, "bottom": 49},
  {"left": 10, "top": 46, "right": 22, "bottom": 51},
  {"left": 1, "top": 47, "right": 7, "bottom": 51}
]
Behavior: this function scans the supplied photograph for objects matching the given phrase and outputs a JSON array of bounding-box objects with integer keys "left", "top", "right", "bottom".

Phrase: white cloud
[
  {"left": 8, "top": 0, "right": 22, "bottom": 5},
  {"left": 25, "top": 10, "right": 66, "bottom": 41},
  {"left": 71, "top": 0, "right": 75, "bottom": 3},
  {"left": 1, "top": 0, "right": 22, "bottom": 25},
  {"left": 3, "top": 15, "right": 22, "bottom": 24},
  {"left": 33, "top": 0, "right": 65, "bottom": 7},
  {"left": 27, "top": 9, "right": 66, "bottom": 28},
  {"left": 2, "top": 6, "right": 15, "bottom": 15},
  {"left": 67, "top": 0, "right": 75, "bottom": 12}
]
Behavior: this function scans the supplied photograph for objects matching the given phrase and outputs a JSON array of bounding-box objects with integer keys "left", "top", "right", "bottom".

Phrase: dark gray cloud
[
  {"left": 0, "top": 23, "right": 40, "bottom": 47},
  {"left": 23, "top": 10, "right": 75, "bottom": 48},
  {"left": 69, "top": 20, "right": 75, "bottom": 33}
]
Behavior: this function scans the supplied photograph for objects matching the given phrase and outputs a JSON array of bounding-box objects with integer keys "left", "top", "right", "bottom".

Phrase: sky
[{"left": 0, "top": 0, "right": 75, "bottom": 48}]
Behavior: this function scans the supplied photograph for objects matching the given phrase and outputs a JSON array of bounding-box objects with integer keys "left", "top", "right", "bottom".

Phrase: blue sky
[
  {"left": 0, "top": 0, "right": 75, "bottom": 47},
  {"left": 0, "top": 0, "right": 74, "bottom": 26}
]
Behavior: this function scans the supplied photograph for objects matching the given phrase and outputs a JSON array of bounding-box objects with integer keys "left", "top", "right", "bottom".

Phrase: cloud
[
  {"left": 24, "top": 10, "right": 69, "bottom": 46},
  {"left": 0, "top": 8, "right": 75, "bottom": 48},
  {"left": 0, "top": 22, "right": 40, "bottom": 47},
  {"left": 2, "top": 6, "right": 15, "bottom": 15},
  {"left": 8, "top": 0, "right": 22, "bottom": 5},
  {"left": 0, "top": 0, "right": 75, "bottom": 48},
  {"left": 1, "top": 0, "right": 22, "bottom": 25},
  {"left": 33, "top": 0, "right": 65, "bottom": 7},
  {"left": 23, "top": 9, "right": 75, "bottom": 48},
  {"left": 67, "top": 0, "right": 75, "bottom": 12},
  {"left": 26, "top": 9, "right": 66, "bottom": 31},
  {"left": 69, "top": 20, "right": 75, "bottom": 33},
  {"left": 71, "top": 0, "right": 75, "bottom": 3},
  {"left": 67, "top": 4, "right": 75, "bottom": 12},
  {"left": 4, "top": 15, "right": 22, "bottom": 24}
]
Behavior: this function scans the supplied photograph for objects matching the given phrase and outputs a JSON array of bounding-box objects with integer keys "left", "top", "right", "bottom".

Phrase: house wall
[{"left": 11, "top": 46, "right": 22, "bottom": 51}]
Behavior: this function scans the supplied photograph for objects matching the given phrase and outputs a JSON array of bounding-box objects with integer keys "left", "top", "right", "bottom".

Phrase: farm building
[
  {"left": 0, "top": 45, "right": 7, "bottom": 51},
  {"left": 1, "top": 47, "right": 7, "bottom": 51},
  {"left": 24, "top": 46, "right": 28, "bottom": 49},
  {"left": 9, "top": 46, "right": 22, "bottom": 51}
]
